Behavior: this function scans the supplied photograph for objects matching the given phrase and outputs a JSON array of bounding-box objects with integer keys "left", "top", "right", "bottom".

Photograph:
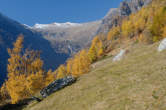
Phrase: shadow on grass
[{"left": 0, "top": 98, "right": 35, "bottom": 110}]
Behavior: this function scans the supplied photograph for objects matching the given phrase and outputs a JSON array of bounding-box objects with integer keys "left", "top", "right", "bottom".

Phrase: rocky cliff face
[{"left": 97, "top": 0, "right": 152, "bottom": 34}]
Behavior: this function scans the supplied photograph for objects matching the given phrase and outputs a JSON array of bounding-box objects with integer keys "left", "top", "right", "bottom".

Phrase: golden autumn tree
[
  {"left": 88, "top": 36, "right": 104, "bottom": 63},
  {"left": 97, "top": 40, "right": 104, "bottom": 57},
  {"left": 56, "top": 64, "right": 67, "bottom": 79},
  {"left": 162, "top": 26, "right": 166, "bottom": 38},
  {"left": 26, "top": 71, "right": 45, "bottom": 95},
  {"left": 150, "top": 7, "right": 166, "bottom": 41},
  {"left": 45, "top": 70, "right": 55, "bottom": 86},
  {"left": 24, "top": 50, "right": 45, "bottom": 96},
  {"left": 78, "top": 50, "right": 91, "bottom": 74},
  {"left": 88, "top": 45, "right": 97, "bottom": 63},
  {"left": 7, "top": 35, "right": 24, "bottom": 77},
  {"left": 66, "top": 58, "right": 73, "bottom": 75},
  {"left": 121, "top": 20, "right": 135, "bottom": 38},
  {"left": 22, "top": 50, "right": 43, "bottom": 75},
  {"left": 71, "top": 50, "right": 91, "bottom": 77},
  {"left": 107, "top": 26, "right": 120, "bottom": 41},
  {"left": 0, "top": 83, "right": 9, "bottom": 100},
  {"left": 71, "top": 54, "right": 79, "bottom": 77},
  {"left": 6, "top": 74, "right": 29, "bottom": 104},
  {"left": 6, "top": 35, "right": 45, "bottom": 103},
  {"left": 6, "top": 35, "right": 29, "bottom": 103},
  {"left": 132, "top": 8, "right": 148, "bottom": 34}
]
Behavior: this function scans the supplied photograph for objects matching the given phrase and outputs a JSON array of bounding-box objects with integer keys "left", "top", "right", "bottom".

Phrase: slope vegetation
[{"left": 24, "top": 42, "right": 166, "bottom": 110}]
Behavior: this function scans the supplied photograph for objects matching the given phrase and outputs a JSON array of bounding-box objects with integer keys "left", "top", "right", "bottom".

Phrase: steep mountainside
[
  {"left": 97, "top": 0, "right": 152, "bottom": 34},
  {"left": 0, "top": 13, "right": 69, "bottom": 85},
  {"left": 24, "top": 43, "right": 166, "bottom": 110}
]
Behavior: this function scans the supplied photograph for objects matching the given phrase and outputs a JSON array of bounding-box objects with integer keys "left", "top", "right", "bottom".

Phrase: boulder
[
  {"left": 158, "top": 38, "right": 166, "bottom": 52},
  {"left": 113, "top": 49, "right": 126, "bottom": 62},
  {"left": 40, "top": 76, "right": 76, "bottom": 98}
]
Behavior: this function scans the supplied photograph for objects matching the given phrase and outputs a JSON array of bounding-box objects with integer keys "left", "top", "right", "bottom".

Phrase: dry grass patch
[{"left": 24, "top": 43, "right": 166, "bottom": 110}]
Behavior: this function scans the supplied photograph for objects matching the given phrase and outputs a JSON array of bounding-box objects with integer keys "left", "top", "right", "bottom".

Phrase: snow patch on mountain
[
  {"left": 23, "top": 24, "right": 32, "bottom": 29},
  {"left": 33, "top": 22, "right": 82, "bottom": 29}
]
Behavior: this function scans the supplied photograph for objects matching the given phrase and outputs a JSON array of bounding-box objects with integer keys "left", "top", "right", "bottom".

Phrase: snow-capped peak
[
  {"left": 33, "top": 22, "right": 82, "bottom": 29},
  {"left": 33, "top": 23, "right": 49, "bottom": 29},
  {"left": 23, "top": 24, "right": 32, "bottom": 29}
]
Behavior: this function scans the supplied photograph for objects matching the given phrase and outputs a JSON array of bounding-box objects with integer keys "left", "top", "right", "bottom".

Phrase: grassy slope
[{"left": 24, "top": 43, "right": 166, "bottom": 110}]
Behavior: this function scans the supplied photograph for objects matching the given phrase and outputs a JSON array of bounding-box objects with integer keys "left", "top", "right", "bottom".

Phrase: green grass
[{"left": 24, "top": 43, "right": 166, "bottom": 110}]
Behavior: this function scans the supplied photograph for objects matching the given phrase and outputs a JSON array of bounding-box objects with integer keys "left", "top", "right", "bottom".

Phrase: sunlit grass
[{"left": 24, "top": 42, "right": 166, "bottom": 110}]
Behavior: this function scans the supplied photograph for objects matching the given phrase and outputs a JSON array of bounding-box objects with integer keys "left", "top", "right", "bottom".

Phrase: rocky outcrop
[
  {"left": 113, "top": 49, "right": 126, "bottom": 62},
  {"left": 158, "top": 38, "right": 166, "bottom": 52},
  {"left": 40, "top": 76, "right": 76, "bottom": 98},
  {"left": 97, "top": 0, "right": 152, "bottom": 34}
]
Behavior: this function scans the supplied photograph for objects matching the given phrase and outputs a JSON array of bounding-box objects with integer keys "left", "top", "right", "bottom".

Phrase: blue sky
[{"left": 0, "top": 0, "right": 123, "bottom": 26}]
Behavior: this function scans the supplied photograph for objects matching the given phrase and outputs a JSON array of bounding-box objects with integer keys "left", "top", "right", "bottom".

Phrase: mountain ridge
[{"left": 97, "top": 0, "right": 152, "bottom": 34}]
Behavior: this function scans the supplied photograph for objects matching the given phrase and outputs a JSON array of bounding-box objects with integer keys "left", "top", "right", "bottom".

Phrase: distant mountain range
[
  {"left": 29, "top": 21, "right": 101, "bottom": 54},
  {"left": 0, "top": 0, "right": 151, "bottom": 85}
]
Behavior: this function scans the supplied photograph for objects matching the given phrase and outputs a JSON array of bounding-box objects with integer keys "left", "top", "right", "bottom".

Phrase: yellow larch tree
[
  {"left": 0, "top": 83, "right": 9, "bottom": 100},
  {"left": 121, "top": 20, "right": 134, "bottom": 38},
  {"left": 88, "top": 45, "right": 97, "bottom": 63},
  {"left": 71, "top": 55, "right": 80, "bottom": 77},
  {"left": 56, "top": 64, "right": 67, "bottom": 79},
  {"left": 71, "top": 50, "right": 90, "bottom": 77},
  {"left": 107, "top": 26, "right": 120, "bottom": 41},
  {"left": 66, "top": 58, "right": 73, "bottom": 75},
  {"left": 45, "top": 70, "right": 55, "bottom": 86},
  {"left": 88, "top": 36, "right": 104, "bottom": 63},
  {"left": 7, "top": 35, "right": 24, "bottom": 77},
  {"left": 78, "top": 50, "right": 91, "bottom": 75},
  {"left": 26, "top": 71, "right": 45, "bottom": 95},
  {"left": 6, "top": 74, "right": 29, "bottom": 104},
  {"left": 6, "top": 35, "right": 45, "bottom": 103}
]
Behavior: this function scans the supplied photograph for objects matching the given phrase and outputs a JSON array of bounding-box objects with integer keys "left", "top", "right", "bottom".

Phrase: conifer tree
[
  {"left": 71, "top": 50, "right": 90, "bottom": 76},
  {"left": 151, "top": 7, "right": 166, "bottom": 41},
  {"left": 78, "top": 50, "right": 91, "bottom": 74},
  {"left": 66, "top": 59, "right": 73, "bottom": 75},
  {"left": 6, "top": 74, "right": 29, "bottom": 104},
  {"left": 7, "top": 35, "right": 24, "bottom": 77},
  {"left": 45, "top": 70, "right": 55, "bottom": 86},
  {"left": 71, "top": 54, "right": 80, "bottom": 77},
  {"left": 0, "top": 83, "right": 9, "bottom": 100},
  {"left": 107, "top": 26, "right": 120, "bottom": 41},
  {"left": 26, "top": 71, "right": 45, "bottom": 95},
  {"left": 56, "top": 65, "right": 66, "bottom": 79},
  {"left": 6, "top": 35, "right": 45, "bottom": 103},
  {"left": 88, "top": 45, "right": 97, "bottom": 63},
  {"left": 96, "top": 40, "right": 104, "bottom": 57},
  {"left": 88, "top": 36, "right": 104, "bottom": 63},
  {"left": 121, "top": 20, "right": 134, "bottom": 38}
]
